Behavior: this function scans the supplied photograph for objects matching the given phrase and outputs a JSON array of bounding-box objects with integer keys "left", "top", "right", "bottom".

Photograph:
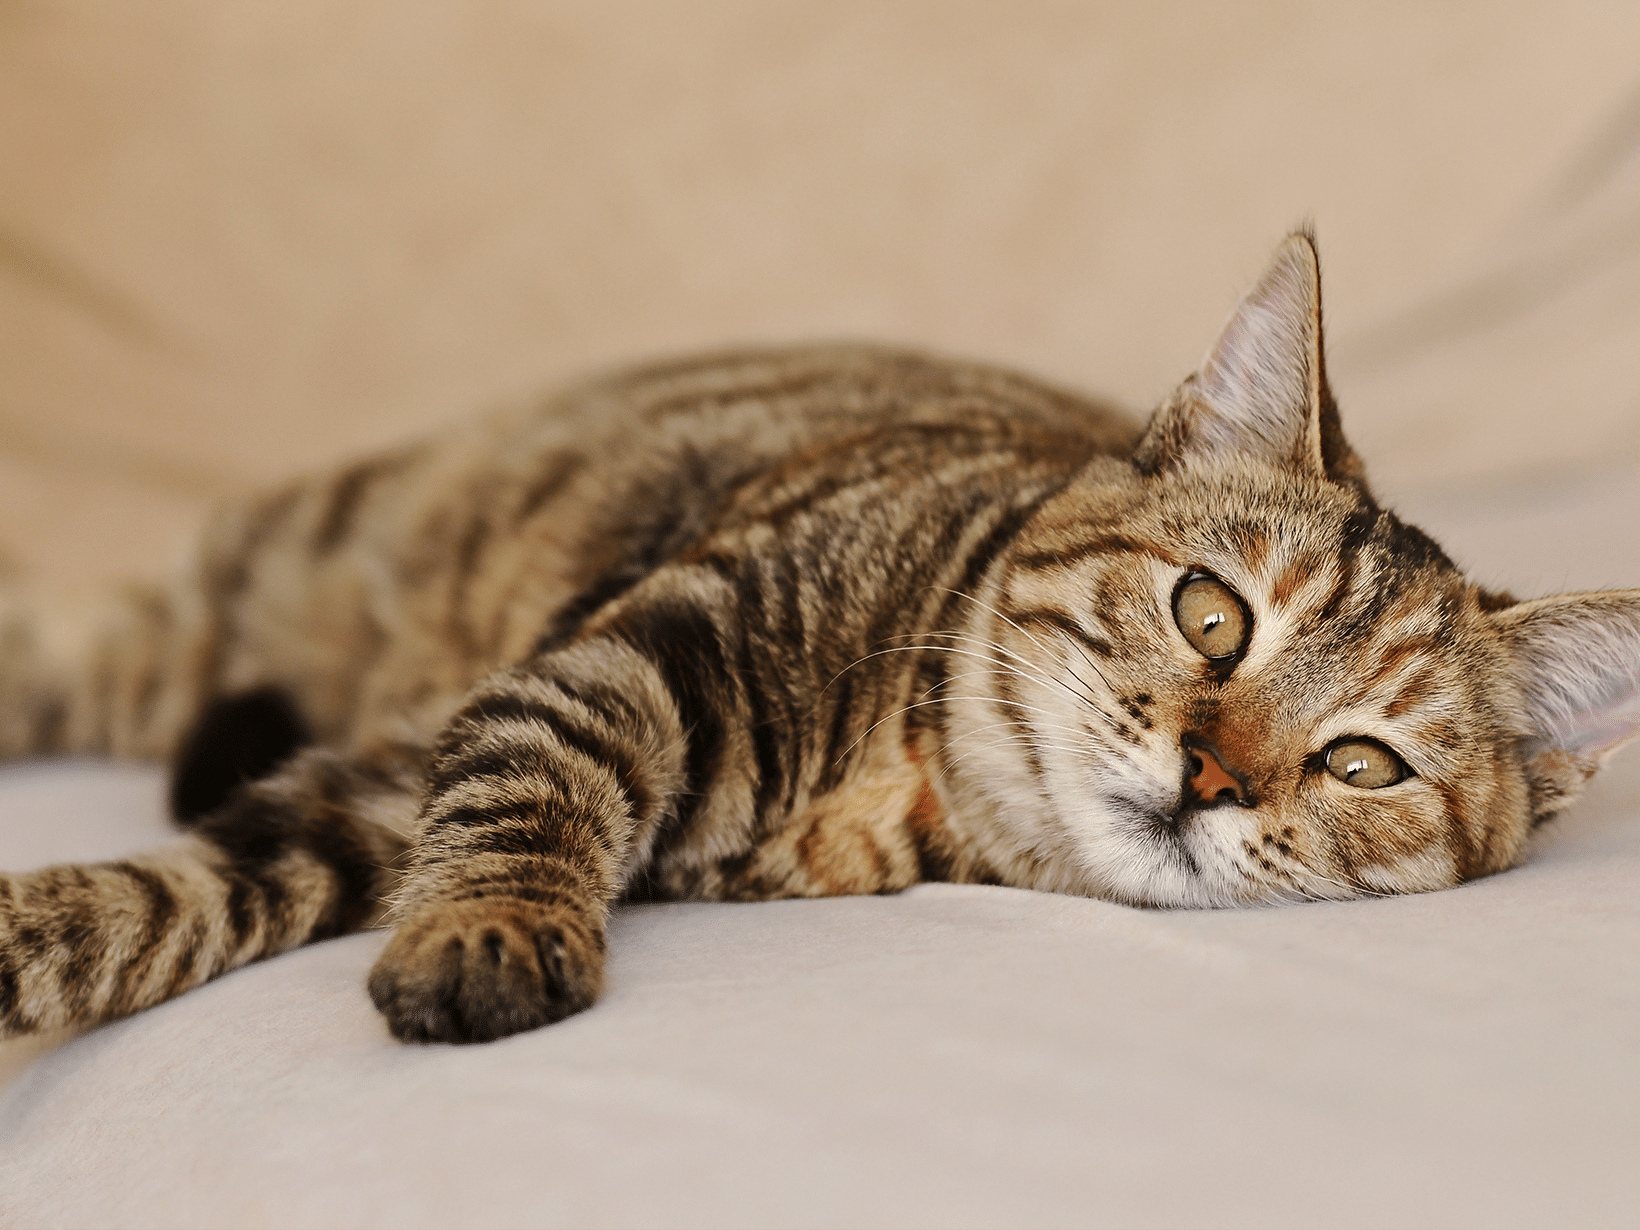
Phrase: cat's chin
[
  {"left": 1066, "top": 799, "right": 1326, "bottom": 910},
  {"left": 1057, "top": 805, "right": 1229, "bottom": 909}
]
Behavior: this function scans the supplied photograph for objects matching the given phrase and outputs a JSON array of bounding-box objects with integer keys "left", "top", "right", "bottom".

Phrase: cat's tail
[
  {"left": 0, "top": 579, "right": 208, "bottom": 763},
  {"left": 0, "top": 742, "right": 419, "bottom": 1035}
]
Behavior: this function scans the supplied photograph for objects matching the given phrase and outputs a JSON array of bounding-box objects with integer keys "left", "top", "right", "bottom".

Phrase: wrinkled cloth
[{"left": 0, "top": 717, "right": 1637, "bottom": 1228}]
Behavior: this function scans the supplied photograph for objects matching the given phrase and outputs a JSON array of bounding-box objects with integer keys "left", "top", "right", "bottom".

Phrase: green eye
[
  {"left": 1173, "top": 574, "right": 1250, "bottom": 660},
  {"left": 1324, "top": 739, "right": 1408, "bottom": 789}
]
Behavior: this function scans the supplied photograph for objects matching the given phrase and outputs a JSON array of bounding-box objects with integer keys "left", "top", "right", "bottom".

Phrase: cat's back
[
  {"left": 492, "top": 341, "right": 1141, "bottom": 608},
  {"left": 538, "top": 341, "right": 1139, "bottom": 473},
  {"left": 271, "top": 342, "right": 1141, "bottom": 603},
  {"left": 200, "top": 344, "right": 1142, "bottom": 740},
  {"left": 509, "top": 342, "right": 1139, "bottom": 595}
]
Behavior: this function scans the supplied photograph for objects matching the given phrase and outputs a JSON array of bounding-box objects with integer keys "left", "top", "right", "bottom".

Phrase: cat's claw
[{"left": 367, "top": 898, "right": 604, "bottom": 1043}]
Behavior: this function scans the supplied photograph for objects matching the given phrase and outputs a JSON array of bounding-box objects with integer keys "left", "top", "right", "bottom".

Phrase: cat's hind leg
[
  {"left": 0, "top": 741, "right": 422, "bottom": 1035},
  {"left": 0, "top": 579, "right": 207, "bottom": 763}
]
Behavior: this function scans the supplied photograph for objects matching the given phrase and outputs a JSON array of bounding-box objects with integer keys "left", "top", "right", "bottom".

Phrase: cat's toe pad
[{"left": 367, "top": 898, "right": 604, "bottom": 1043}]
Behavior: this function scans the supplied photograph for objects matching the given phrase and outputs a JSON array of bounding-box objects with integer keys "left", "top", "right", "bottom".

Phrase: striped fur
[{"left": 3, "top": 234, "right": 1638, "bottom": 1043}]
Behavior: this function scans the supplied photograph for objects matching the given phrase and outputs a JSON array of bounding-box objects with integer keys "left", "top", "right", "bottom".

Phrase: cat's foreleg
[
  {"left": 0, "top": 741, "right": 419, "bottom": 1034},
  {"left": 367, "top": 637, "right": 690, "bottom": 1043}
]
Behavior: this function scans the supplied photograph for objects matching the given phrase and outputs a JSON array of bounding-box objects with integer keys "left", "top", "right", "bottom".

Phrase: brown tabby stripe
[
  {"left": 312, "top": 449, "right": 418, "bottom": 555},
  {"left": 1270, "top": 555, "right": 1320, "bottom": 607},
  {"left": 1015, "top": 533, "right": 1157, "bottom": 571},
  {"left": 1435, "top": 779, "right": 1478, "bottom": 881},
  {"left": 410, "top": 647, "right": 686, "bottom": 908},
  {"left": 207, "top": 482, "right": 304, "bottom": 603},
  {"left": 512, "top": 451, "right": 587, "bottom": 526},
  {"left": 443, "top": 506, "right": 497, "bottom": 657},
  {"left": 988, "top": 659, "right": 1049, "bottom": 786},
  {"left": 0, "top": 746, "right": 415, "bottom": 1031},
  {"left": 637, "top": 371, "right": 843, "bottom": 424},
  {"left": 1005, "top": 605, "right": 1119, "bottom": 661},
  {"left": 609, "top": 601, "right": 731, "bottom": 832}
]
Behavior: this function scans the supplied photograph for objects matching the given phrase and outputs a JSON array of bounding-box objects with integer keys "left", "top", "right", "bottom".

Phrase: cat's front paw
[{"left": 367, "top": 897, "right": 604, "bottom": 1043}]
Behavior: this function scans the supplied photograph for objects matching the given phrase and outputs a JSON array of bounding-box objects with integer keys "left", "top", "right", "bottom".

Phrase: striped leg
[
  {"left": 0, "top": 742, "right": 420, "bottom": 1035},
  {"left": 367, "top": 637, "right": 689, "bottom": 1043}
]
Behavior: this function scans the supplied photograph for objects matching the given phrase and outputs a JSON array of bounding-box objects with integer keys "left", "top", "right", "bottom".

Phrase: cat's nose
[{"left": 1183, "top": 738, "right": 1250, "bottom": 807}]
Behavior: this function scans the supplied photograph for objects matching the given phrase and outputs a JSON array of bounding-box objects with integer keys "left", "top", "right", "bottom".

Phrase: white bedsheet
[{"left": 0, "top": 762, "right": 1637, "bottom": 1228}]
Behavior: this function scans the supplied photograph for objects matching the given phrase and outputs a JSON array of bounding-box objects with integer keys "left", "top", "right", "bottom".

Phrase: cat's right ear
[
  {"left": 1133, "top": 231, "right": 1366, "bottom": 489},
  {"left": 1491, "top": 590, "right": 1640, "bottom": 817}
]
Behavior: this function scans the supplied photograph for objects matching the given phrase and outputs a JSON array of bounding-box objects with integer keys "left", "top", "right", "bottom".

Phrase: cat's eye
[
  {"left": 1172, "top": 574, "right": 1250, "bottom": 660},
  {"left": 1324, "top": 739, "right": 1409, "bottom": 789}
]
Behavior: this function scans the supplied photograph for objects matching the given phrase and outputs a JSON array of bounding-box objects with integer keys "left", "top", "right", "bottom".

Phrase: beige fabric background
[
  {"left": 3, "top": 2, "right": 1640, "bottom": 588},
  {"left": 3, "top": 4, "right": 1640, "bottom": 1228}
]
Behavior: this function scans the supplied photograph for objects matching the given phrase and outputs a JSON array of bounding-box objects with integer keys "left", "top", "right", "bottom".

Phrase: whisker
[
  {"left": 934, "top": 587, "right": 1118, "bottom": 696},
  {"left": 935, "top": 734, "right": 1091, "bottom": 783},
  {"left": 1299, "top": 867, "right": 1395, "bottom": 900},
  {"left": 899, "top": 629, "right": 1124, "bottom": 735},
  {"left": 944, "top": 719, "right": 1094, "bottom": 754},
  {"left": 827, "top": 643, "right": 1065, "bottom": 700},
  {"left": 831, "top": 641, "right": 1124, "bottom": 744},
  {"left": 913, "top": 626, "right": 1107, "bottom": 709},
  {"left": 931, "top": 629, "right": 1108, "bottom": 708},
  {"left": 831, "top": 689, "right": 1095, "bottom": 766},
  {"left": 1240, "top": 852, "right": 1394, "bottom": 902}
]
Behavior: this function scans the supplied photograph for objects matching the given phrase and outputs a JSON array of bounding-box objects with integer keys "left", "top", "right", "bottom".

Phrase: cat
[{"left": 1, "top": 232, "right": 1636, "bottom": 1045}]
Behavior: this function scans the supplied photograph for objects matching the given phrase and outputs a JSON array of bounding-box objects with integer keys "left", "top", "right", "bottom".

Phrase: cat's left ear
[
  {"left": 1491, "top": 590, "right": 1640, "bottom": 815},
  {"left": 1134, "top": 231, "right": 1366, "bottom": 488}
]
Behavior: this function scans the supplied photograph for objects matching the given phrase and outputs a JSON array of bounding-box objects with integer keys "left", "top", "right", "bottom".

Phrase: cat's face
[
  {"left": 976, "top": 464, "right": 1530, "bottom": 906},
  {"left": 942, "top": 234, "right": 1640, "bottom": 907}
]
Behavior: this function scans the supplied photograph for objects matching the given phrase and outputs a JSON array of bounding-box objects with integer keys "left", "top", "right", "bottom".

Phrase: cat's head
[{"left": 957, "top": 232, "right": 1640, "bottom": 906}]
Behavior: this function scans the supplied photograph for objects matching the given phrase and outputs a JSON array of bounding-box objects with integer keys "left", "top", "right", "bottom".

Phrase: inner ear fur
[
  {"left": 1133, "top": 230, "right": 1367, "bottom": 489},
  {"left": 1491, "top": 590, "right": 1640, "bottom": 817}
]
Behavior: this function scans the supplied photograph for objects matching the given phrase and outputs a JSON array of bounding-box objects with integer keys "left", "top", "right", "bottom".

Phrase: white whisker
[
  {"left": 933, "top": 587, "right": 1118, "bottom": 698},
  {"left": 899, "top": 628, "right": 1124, "bottom": 735},
  {"left": 831, "top": 689, "right": 1094, "bottom": 767}
]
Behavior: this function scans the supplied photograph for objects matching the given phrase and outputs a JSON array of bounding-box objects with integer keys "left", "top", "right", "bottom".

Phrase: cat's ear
[
  {"left": 1134, "top": 231, "right": 1365, "bottom": 487},
  {"left": 1491, "top": 590, "right": 1640, "bottom": 816}
]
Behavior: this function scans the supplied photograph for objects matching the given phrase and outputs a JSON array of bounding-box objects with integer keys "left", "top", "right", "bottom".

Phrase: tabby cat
[{"left": 1, "top": 234, "right": 1637, "bottom": 1045}]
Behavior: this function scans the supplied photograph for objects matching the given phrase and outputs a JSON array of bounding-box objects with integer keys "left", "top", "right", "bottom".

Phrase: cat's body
[{"left": 2, "top": 234, "right": 1637, "bottom": 1043}]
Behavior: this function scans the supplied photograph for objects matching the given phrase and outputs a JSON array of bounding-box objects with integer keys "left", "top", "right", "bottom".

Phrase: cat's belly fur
[{"left": 630, "top": 730, "right": 979, "bottom": 902}]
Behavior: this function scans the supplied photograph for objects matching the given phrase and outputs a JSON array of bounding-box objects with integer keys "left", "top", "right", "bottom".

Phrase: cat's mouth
[{"left": 1109, "top": 797, "right": 1204, "bottom": 879}]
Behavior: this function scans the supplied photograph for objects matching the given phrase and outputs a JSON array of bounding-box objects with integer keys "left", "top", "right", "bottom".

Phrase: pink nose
[{"left": 1186, "top": 741, "right": 1248, "bottom": 807}]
